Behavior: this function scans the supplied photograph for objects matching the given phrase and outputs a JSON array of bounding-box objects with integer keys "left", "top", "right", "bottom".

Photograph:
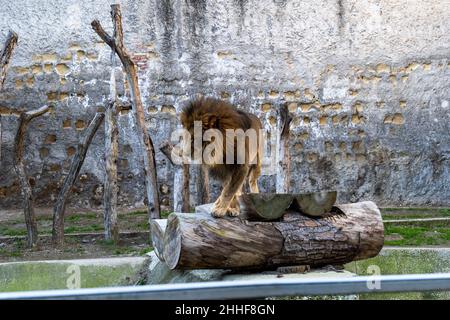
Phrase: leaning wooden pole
[
  {"left": 0, "top": 31, "right": 18, "bottom": 162},
  {"left": 52, "top": 113, "right": 105, "bottom": 246},
  {"left": 161, "top": 201, "right": 384, "bottom": 270},
  {"left": 0, "top": 31, "right": 17, "bottom": 89},
  {"left": 13, "top": 105, "right": 50, "bottom": 247},
  {"left": 91, "top": 4, "right": 160, "bottom": 220}
]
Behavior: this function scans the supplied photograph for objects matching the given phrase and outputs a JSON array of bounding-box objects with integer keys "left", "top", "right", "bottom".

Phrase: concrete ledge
[{"left": 0, "top": 257, "right": 149, "bottom": 292}]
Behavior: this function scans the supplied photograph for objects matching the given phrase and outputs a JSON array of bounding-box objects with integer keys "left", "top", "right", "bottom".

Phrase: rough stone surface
[{"left": 0, "top": 0, "right": 449, "bottom": 211}]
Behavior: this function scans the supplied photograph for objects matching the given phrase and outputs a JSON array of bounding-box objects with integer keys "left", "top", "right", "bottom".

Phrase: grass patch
[
  {"left": 64, "top": 224, "right": 103, "bottom": 234},
  {"left": 138, "top": 247, "right": 153, "bottom": 255},
  {"left": 0, "top": 226, "right": 27, "bottom": 237},
  {"left": 381, "top": 208, "right": 450, "bottom": 221},
  {"left": 384, "top": 224, "right": 450, "bottom": 246}
]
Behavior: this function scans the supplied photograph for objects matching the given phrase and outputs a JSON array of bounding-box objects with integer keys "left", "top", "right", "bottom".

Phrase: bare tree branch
[
  {"left": 0, "top": 30, "right": 18, "bottom": 89},
  {"left": 0, "top": 31, "right": 18, "bottom": 162}
]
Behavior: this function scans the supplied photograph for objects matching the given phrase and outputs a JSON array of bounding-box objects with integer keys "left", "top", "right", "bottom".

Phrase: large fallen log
[{"left": 161, "top": 201, "right": 384, "bottom": 270}]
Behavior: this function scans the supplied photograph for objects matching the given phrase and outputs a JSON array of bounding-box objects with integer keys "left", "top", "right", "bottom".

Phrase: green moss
[
  {"left": 0, "top": 260, "right": 146, "bottom": 292},
  {"left": 345, "top": 248, "right": 450, "bottom": 300},
  {"left": 0, "top": 227, "right": 27, "bottom": 237}
]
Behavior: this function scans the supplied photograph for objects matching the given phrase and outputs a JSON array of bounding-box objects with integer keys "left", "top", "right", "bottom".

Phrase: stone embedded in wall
[
  {"left": 45, "top": 134, "right": 57, "bottom": 144},
  {"left": 261, "top": 103, "right": 271, "bottom": 112},
  {"left": 268, "top": 90, "right": 279, "bottom": 98},
  {"left": 39, "top": 147, "right": 49, "bottom": 159},
  {"left": 75, "top": 120, "right": 86, "bottom": 130},
  {"left": 319, "top": 116, "right": 328, "bottom": 126},
  {"left": 351, "top": 114, "right": 365, "bottom": 125},
  {"left": 384, "top": 113, "right": 405, "bottom": 125},
  {"left": 283, "top": 90, "right": 300, "bottom": 100},
  {"left": 161, "top": 105, "right": 176, "bottom": 114},
  {"left": 43, "top": 64, "right": 53, "bottom": 74},
  {"left": 55, "top": 64, "right": 70, "bottom": 76},
  {"left": 287, "top": 102, "right": 297, "bottom": 112},
  {"left": 376, "top": 63, "right": 391, "bottom": 74},
  {"left": 66, "top": 146, "right": 76, "bottom": 157}
]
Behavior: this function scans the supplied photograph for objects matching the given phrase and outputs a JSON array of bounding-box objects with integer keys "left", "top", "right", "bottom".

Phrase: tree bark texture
[
  {"left": 0, "top": 31, "right": 18, "bottom": 162},
  {"left": 13, "top": 105, "right": 50, "bottom": 247}
]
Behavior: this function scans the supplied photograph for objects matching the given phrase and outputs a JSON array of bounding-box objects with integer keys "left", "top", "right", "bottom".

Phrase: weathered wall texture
[{"left": 0, "top": 0, "right": 449, "bottom": 211}]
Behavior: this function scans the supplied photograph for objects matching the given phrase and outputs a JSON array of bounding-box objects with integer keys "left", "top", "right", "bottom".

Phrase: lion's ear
[{"left": 202, "top": 114, "right": 218, "bottom": 129}]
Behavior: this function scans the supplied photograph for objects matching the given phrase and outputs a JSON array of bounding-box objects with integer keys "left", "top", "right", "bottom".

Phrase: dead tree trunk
[
  {"left": 160, "top": 141, "right": 190, "bottom": 212},
  {"left": 92, "top": 4, "right": 160, "bottom": 220},
  {"left": 52, "top": 113, "right": 105, "bottom": 246},
  {"left": 104, "top": 101, "right": 119, "bottom": 243},
  {"left": 196, "top": 165, "right": 210, "bottom": 205},
  {"left": 13, "top": 105, "right": 50, "bottom": 247},
  {"left": 103, "top": 19, "right": 121, "bottom": 244},
  {"left": 160, "top": 201, "right": 384, "bottom": 270},
  {"left": 182, "top": 164, "right": 190, "bottom": 212},
  {"left": 276, "top": 103, "right": 292, "bottom": 193},
  {"left": 0, "top": 31, "right": 18, "bottom": 161}
]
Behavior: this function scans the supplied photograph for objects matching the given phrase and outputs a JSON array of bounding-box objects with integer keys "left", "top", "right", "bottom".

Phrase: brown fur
[{"left": 180, "top": 97, "right": 262, "bottom": 217}]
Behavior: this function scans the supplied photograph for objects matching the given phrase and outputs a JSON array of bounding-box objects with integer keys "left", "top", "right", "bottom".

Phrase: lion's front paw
[
  {"left": 211, "top": 204, "right": 228, "bottom": 218},
  {"left": 227, "top": 203, "right": 240, "bottom": 217},
  {"left": 227, "top": 207, "right": 240, "bottom": 217}
]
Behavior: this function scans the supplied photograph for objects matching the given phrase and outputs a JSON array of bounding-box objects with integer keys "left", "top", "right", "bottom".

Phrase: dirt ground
[{"left": 0, "top": 207, "right": 161, "bottom": 263}]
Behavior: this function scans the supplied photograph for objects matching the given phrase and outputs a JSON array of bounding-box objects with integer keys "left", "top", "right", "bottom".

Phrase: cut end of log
[
  {"left": 150, "top": 219, "right": 167, "bottom": 262},
  {"left": 163, "top": 213, "right": 182, "bottom": 269}
]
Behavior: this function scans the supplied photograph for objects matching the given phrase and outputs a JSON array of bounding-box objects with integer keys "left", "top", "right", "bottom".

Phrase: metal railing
[{"left": 1, "top": 273, "right": 450, "bottom": 300}]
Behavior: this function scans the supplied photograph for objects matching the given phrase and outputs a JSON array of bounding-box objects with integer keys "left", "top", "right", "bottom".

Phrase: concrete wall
[{"left": 0, "top": 0, "right": 449, "bottom": 211}]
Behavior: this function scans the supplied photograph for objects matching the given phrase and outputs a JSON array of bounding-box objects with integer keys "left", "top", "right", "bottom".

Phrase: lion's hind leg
[{"left": 248, "top": 164, "right": 261, "bottom": 193}]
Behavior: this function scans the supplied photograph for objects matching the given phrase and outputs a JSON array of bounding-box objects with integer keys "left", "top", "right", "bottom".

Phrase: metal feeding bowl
[{"left": 238, "top": 191, "right": 338, "bottom": 220}]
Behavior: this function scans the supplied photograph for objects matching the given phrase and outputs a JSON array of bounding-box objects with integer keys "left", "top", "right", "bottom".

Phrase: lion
[{"left": 180, "top": 97, "right": 263, "bottom": 218}]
